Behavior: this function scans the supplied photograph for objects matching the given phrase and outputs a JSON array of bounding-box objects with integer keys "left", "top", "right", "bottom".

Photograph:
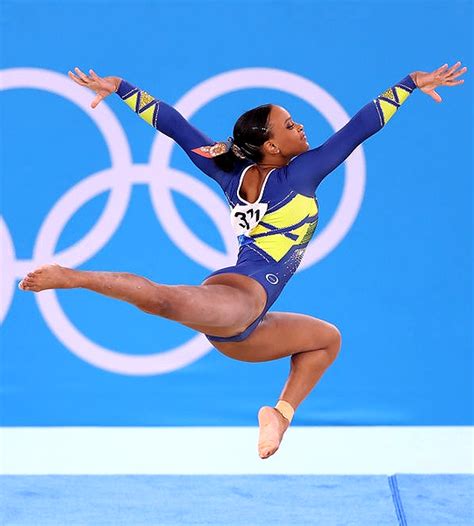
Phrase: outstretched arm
[
  {"left": 285, "top": 62, "right": 467, "bottom": 196},
  {"left": 68, "top": 67, "right": 239, "bottom": 189}
]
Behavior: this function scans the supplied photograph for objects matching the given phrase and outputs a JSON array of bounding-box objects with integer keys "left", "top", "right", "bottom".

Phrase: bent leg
[
  {"left": 215, "top": 311, "right": 341, "bottom": 412},
  {"left": 212, "top": 312, "right": 342, "bottom": 458},
  {"left": 18, "top": 264, "right": 265, "bottom": 335}
]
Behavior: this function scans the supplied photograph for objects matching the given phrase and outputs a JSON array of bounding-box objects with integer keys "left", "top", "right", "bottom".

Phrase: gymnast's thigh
[{"left": 211, "top": 311, "right": 342, "bottom": 363}]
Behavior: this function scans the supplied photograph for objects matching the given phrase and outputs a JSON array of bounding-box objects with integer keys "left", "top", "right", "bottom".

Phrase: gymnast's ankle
[{"left": 275, "top": 399, "right": 294, "bottom": 424}]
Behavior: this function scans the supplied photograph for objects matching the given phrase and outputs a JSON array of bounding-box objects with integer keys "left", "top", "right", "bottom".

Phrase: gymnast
[{"left": 19, "top": 62, "right": 466, "bottom": 459}]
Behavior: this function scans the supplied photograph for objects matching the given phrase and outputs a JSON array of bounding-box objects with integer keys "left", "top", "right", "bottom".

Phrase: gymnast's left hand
[
  {"left": 68, "top": 67, "right": 122, "bottom": 108},
  {"left": 410, "top": 62, "right": 467, "bottom": 103}
]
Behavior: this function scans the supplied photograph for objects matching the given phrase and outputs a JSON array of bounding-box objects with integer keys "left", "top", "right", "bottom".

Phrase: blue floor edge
[{"left": 388, "top": 475, "right": 407, "bottom": 526}]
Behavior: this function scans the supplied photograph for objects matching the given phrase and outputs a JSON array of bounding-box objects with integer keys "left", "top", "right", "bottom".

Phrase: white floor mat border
[{"left": 1, "top": 426, "right": 472, "bottom": 475}]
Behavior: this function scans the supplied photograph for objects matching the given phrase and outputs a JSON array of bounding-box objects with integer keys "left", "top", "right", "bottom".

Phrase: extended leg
[{"left": 18, "top": 264, "right": 265, "bottom": 335}]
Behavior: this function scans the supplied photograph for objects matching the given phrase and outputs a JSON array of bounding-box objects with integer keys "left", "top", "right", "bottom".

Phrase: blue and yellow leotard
[{"left": 116, "top": 74, "right": 416, "bottom": 342}]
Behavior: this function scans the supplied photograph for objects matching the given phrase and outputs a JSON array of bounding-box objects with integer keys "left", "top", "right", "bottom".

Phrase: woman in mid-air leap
[{"left": 19, "top": 62, "right": 466, "bottom": 459}]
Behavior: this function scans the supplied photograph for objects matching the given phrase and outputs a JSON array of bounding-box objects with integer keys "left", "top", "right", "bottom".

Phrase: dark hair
[{"left": 214, "top": 104, "right": 273, "bottom": 172}]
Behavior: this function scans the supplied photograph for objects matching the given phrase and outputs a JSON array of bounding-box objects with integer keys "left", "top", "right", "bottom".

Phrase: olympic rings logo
[{"left": 0, "top": 67, "right": 366, "bottom": 376}]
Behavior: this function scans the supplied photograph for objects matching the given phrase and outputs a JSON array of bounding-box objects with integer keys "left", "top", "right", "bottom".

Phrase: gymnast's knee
[{"left": 326, "top": 324, "right": 342, "bottom": 362}]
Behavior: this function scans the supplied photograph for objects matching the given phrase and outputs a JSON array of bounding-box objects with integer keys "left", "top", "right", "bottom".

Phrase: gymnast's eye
[{"left": 287, "top": 122, "right": 295, "bottom": 129}]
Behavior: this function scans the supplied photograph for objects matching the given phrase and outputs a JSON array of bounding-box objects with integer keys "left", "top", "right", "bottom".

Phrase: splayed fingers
[
  {"left": 74, "top": 66, "right": 89, "bottom": 82},
  {"left": 68, "top": 69, "right": 88, "bottom": 86},
  {"left": 89, "top": 68, "right": 101, "bottom": 81},
  {"left": 445, "top": 63, "right": 467, "bottom": 85},
  {"left": 67, "top": 67, "right": 116, "bottom": 107},
  {"left": 440, "top": 61, "right": 467, "bottom": 86},
  {"left": 416, "top": 61, "right": 468, "bottom": 102}
]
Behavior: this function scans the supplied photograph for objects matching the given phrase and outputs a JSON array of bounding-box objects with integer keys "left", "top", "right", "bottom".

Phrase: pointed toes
[
  {"left": 19, "top": 277, "right": 36, "bottom": 291},
  {"left": 258, "top": 442, "right": 277, "bottom": 459}
]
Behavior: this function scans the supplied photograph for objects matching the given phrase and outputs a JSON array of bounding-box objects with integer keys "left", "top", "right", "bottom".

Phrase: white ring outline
[
  {"left": 34, "top": 165, "right": 222, "bottom": 376},
  {"left": 149, "top": 67, "right": 366, "bottom": 272},
  {"left": 1, "top": 68, "right": 134, "bottom": 269},
  {"left": 0, "top": 69, "right": 215, "bottom": 375},
  {"left": 0, "top": 67, "right": 366, "bottom": 376},
  {"left": 0, "top": 217, "right": 16, "bottom": 324}
]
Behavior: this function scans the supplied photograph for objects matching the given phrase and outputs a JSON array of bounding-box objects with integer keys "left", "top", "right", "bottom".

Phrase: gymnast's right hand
[{"left": 68, "top": 67, "right": 122, "bottom": 108}]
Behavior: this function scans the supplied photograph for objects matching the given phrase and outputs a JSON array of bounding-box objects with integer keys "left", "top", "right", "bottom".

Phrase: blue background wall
[{"left": 1, "top": 0, "right": 472, "bottom": 426}]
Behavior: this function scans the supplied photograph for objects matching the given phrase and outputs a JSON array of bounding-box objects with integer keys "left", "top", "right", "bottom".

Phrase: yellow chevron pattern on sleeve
[
  {"left": 139, "top": 91, "right": 154, "bottom": 110},
  {"left": 380, "top": 87, "right": 396, "bottom": 101},
  {"left": 123, "top": 90, "right": 159, "bottom": 127},
  {"left": 375, "top": 83, "right": 413, "bottom": 125},
  {"left": 379, "top": 98, "right": 398, "bottom": 124},
  {"left": 394, "top": 85, "right": 411, "bottom": 104},
  {"left": 124, "top": 91, "right": 139, "bottom": 113},
  {"left": 139, "top": 103, "right": 157, "bottom": 127}
]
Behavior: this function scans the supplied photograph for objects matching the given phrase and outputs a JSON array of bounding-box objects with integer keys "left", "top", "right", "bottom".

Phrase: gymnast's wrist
[
  {"left": 115, "top": 78, "right": 136, "bottom": 99},
  {"left": 409, "top": 72, "right": 419, "bottom": 88},
  {"left": 110, "top": 76, "right": 122, "bottom": 93}
]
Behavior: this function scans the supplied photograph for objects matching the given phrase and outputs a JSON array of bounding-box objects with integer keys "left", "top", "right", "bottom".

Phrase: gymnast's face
[{"left": 265, "top": 105, "right": 309, "bottom": 159}]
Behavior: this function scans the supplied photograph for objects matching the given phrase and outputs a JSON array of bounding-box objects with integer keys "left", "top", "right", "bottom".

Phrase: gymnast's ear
[{"left": 263, "top": 140, "right": 281, "bottom": 156}]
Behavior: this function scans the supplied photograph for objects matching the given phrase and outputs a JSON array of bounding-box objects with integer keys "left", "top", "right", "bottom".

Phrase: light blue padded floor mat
[
  {"left": 393, "top": 474, "right": 473, "bottom": 525},
  {"left": 1, "top": 474, "right": 472, "bottom": 525}
]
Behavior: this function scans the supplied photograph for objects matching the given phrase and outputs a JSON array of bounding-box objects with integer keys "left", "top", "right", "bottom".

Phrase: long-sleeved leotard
[{"left": 116, "top": 74, "right": 417, "bottom": 342}]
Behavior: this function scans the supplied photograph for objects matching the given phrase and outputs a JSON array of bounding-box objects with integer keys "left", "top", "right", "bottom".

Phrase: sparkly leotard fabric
[{"left": 116, "top": 74, "right": 416, "bottom": 342}]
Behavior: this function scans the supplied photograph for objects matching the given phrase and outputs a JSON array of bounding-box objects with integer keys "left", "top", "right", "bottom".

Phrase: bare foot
[
  {"left": 18, "top": 264, "right": 78, "bottom": 292},
  {"left": 257, "top": 406, "right": 290, "bottom": 459}
]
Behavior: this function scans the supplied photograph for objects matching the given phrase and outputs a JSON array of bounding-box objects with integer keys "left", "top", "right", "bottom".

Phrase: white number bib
[{"left": 230, "top": 202, "right": 268, "bottom": 236}]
